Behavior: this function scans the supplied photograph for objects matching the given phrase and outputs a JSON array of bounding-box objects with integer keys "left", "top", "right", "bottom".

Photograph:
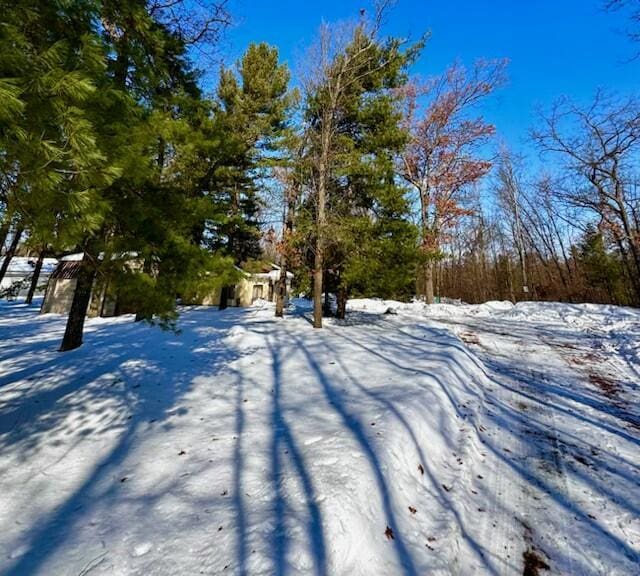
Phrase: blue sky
[{"left": 217, "top": 0, "right": 638, "bottom": 156}]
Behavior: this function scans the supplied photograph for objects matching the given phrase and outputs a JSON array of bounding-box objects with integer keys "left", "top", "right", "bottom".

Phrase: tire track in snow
[{"left": 438, "top": 315, "right": 639, "bottom": 575}]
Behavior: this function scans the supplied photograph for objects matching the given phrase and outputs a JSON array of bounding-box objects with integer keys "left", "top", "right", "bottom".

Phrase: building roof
[
  {"left": 50, "top": 261, "right": 83, "bottom": 280},
  {"left": 49, "top": 259, "right": 293, "bottom": 281},
  {"left": 236, "top": 262, "right": 294, "bottom": 280},
  {"left": 60, "top": 253, "right": 84, "bottom": 262}
]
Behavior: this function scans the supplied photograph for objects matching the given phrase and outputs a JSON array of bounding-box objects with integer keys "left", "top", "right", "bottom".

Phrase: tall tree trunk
[
  {"left": 424, "top": 261, "right": 434, "bottom": 304},
  {"left": 336, "top": 285, "right": 348, "bottom": 319},
  {"left": 323, "top": 278, "right": 333, "bottom": 317},
  {"left": 506, "top": 255, "right": 515, "bottom": 303},
  {"left": 25, "top": 250, "right": 45, "bottom": 304},
  {"left": 59, "top": 252, "right": 96, "bottom": 352},
  {"left": 0, "top": 223, "right": 24, "bottom": 285},
  {"left": 313, "top": 139, "right": 328, "bottom": 328},
  {"left": 220, "top": 185, "right": 242, "bottom": 312},
  {"left": 275, "top": 267, "right": 286, "bottom": 318},
  {"left": 275, "top": 184, "right": 295, "bottom": 318},
  {"left": 114, "top": 32, "right": 129, "bottom": 89}
]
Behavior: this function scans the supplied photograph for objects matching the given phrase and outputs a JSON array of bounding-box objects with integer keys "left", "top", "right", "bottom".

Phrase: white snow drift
[{"left": 0, "top": 298, "right": 638, "bottom": 575}]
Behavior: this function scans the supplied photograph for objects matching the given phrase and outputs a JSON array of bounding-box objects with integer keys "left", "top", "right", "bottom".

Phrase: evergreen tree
[
  {"left": 203, "top": 43, "right": 294, "bottom": 308},
  {"left": 0, "top": 0, "right": 234, "bottom": 349},
  {"left": 301, "top": 20, "right": 423, "bottom": 321},
  {"left": 0, "top": 0, "right": 118, "bottom": 288},
  {"left": 577, "top": 224, "right": 625, "bottom": 303}
]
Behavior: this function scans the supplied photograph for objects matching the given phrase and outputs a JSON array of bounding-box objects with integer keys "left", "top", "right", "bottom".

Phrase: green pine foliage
[
  {"left": 300, "top": 25, "right": 423, "bottom": 306},
  {"left": 0, "top": 2, "right": 474, "bottom": 337},
  {"left": 0, "top": 1, "right": 117, "bottom": 251},
  {"left": 577, "top": 225, "right": 626, "bottom": 304},
  {"left": 1, "top": 0, "right": 240, "bottom": 337},
  {"left": 205, "top": 43, "right": 294, "bottom": 265}
]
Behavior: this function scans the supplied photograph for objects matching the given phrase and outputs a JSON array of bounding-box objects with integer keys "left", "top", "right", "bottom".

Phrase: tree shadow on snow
[{"left": 0, "top": 302, "right": 261, "bottom": 576}]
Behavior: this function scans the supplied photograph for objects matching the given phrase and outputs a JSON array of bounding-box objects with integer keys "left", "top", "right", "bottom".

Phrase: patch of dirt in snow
[
  {"left": 522, "top": 548, "right": 550, "bottom": 576},
  {"left": 520, "top": 519, "right": 550, "bottom": 576},
  {"left": 588, "top": 373, "right": 623, "bottom": 399}
]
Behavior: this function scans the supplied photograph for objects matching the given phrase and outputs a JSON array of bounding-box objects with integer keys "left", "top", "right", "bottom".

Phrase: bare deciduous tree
[
  {"left": 399, "top": 59, "right": 507, "bottom": 303},
  {"left": 532, "top": 91, "right": 640, "bottom": 301},
  {"left": 148, "top": 0, "right": 231, "bottom": 50},
  {"left": 605, "top": 0, "right": 640, "bottom": 54}
]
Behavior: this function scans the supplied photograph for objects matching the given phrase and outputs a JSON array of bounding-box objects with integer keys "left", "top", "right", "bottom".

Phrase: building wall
[
  {"left": 42, "top": 272, "right": 290, "bottom": 314},
  {"left": 41, "top": 278, "right": 117, "bottom": 317},
  {"left": 41, "top": 279, "right": 77, "bottom": 314},
  {"left": 201, "top": 287, "right": 222, "bottom": 307},
  {"left": 200, "top": 276, "right": 286, "bottom": 308},
  {"left": 237, "top": 278, "right": 258, "bottom": 307}
]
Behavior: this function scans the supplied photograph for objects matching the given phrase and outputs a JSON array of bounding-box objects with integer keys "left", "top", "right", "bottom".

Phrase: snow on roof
[
  {"left": 234, "top": 262, "right": 294, "bottom": 280},
  {"left": 61, "top": 253, "right": 84, "bottom": 262},
  {"left": 60, "top": 251, "right": 139, "bottom": 262},
  {"left": 0, "top": 256, "right": 58, "bottom": 274}
]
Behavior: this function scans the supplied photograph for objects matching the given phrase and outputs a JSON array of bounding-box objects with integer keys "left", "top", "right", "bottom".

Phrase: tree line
[
  {"left": 433, "top": 91, "right": 640, "bottom": 307},
  {"left": 1, "top": 1, "right": 638, "bottom": 352}
]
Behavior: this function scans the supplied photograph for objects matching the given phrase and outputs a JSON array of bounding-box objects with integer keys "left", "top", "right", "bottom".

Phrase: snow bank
[
  {"left": 347, "top": 297, "right": 640, "bottom": 369},
  {"left": 0, "top": 300, "right": 497, "bottom": 575},
  {"left": 347, "top": 297, "right": 640, "bottom": 333},
  {"left": 1, "top": 298, "right": 637, "bottom": 575}
]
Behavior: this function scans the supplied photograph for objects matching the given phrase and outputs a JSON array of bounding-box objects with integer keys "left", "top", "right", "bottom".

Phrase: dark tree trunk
[
  {"left": 219, "top": 285, "right": 229, "bottom": 310},
  {"left": 25, "top": 250, "right": 45, "bottom": 304},
  {"left": 113, "top": 32, "right": 129, "bottom": 89},
  {"left": 275, "top": 182, "right": 296, "bottom": 319},
  {"left": 275, "top": 268, "right": 286, "bottom": 318},
  {"left": 323, "top": 279, "right": 332, "bottom": 317},
  {"left": 424, "top": 261, "right": 434, "bottom": 304},
  {"left": 0, "top": 224, "right": 24, "bottom": 285},
  {"left": 336, "top": 285, "right": 348, "bottom": 320},
  {"left": 313, "top": 253, "right": 323, "bottom": 327},
  {"left": 59, "top": 253, "right": 96, "bottom": 352},
  {"left": 313, "top": 137, "right": 328, "bottom": 329}
]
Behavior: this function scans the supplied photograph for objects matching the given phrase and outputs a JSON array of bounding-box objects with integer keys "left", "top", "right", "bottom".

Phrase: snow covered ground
[{"left": 0, "top": 298, "right": 638, "bottom": 575}]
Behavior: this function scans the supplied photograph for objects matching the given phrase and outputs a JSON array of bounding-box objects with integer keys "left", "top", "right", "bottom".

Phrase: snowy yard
[{"left": 0, "top": 299, "right": 639, "bottom": 575}]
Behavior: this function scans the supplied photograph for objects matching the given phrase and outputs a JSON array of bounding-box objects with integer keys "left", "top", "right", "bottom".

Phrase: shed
[
  {"left": 202, "top": 263, "right": 293, "bottom": 307},
  {"left": 40, "top": 254, "right": 130, "bottom": 317}
]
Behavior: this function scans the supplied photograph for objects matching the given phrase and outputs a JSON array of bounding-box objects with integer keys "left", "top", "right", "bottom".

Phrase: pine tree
[
  {"left": 203, "top": 43, "right": 294, "bottom": 308},
  {"left": 300, "top": 17, "right": 423, "bottom": 322},
  {"left": 0, "top": 0, "right": 117, "bottom": 297},
  {"left": 50, "top": 1, "right": 233, "bottom": 349},
  {"left": 577, "top": 225, "right": 625, "bottom": 304}
]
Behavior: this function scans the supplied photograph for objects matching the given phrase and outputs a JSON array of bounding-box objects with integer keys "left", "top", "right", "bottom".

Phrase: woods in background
[
  {"left": 438, "top": 93, "right": 640, "bottom": 307},
  {"left": 1, "top": 1, "right": 639, "bottom": 351}
]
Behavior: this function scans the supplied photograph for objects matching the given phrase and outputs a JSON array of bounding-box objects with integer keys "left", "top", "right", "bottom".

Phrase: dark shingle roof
[{"left": 50, "top": 261, "right": 82, "bottom": 280}]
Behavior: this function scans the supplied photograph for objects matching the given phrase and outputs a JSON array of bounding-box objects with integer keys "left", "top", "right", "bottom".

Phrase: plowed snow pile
[{"left": 0, "top": 298, "right": 638, "bottom": 575}]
